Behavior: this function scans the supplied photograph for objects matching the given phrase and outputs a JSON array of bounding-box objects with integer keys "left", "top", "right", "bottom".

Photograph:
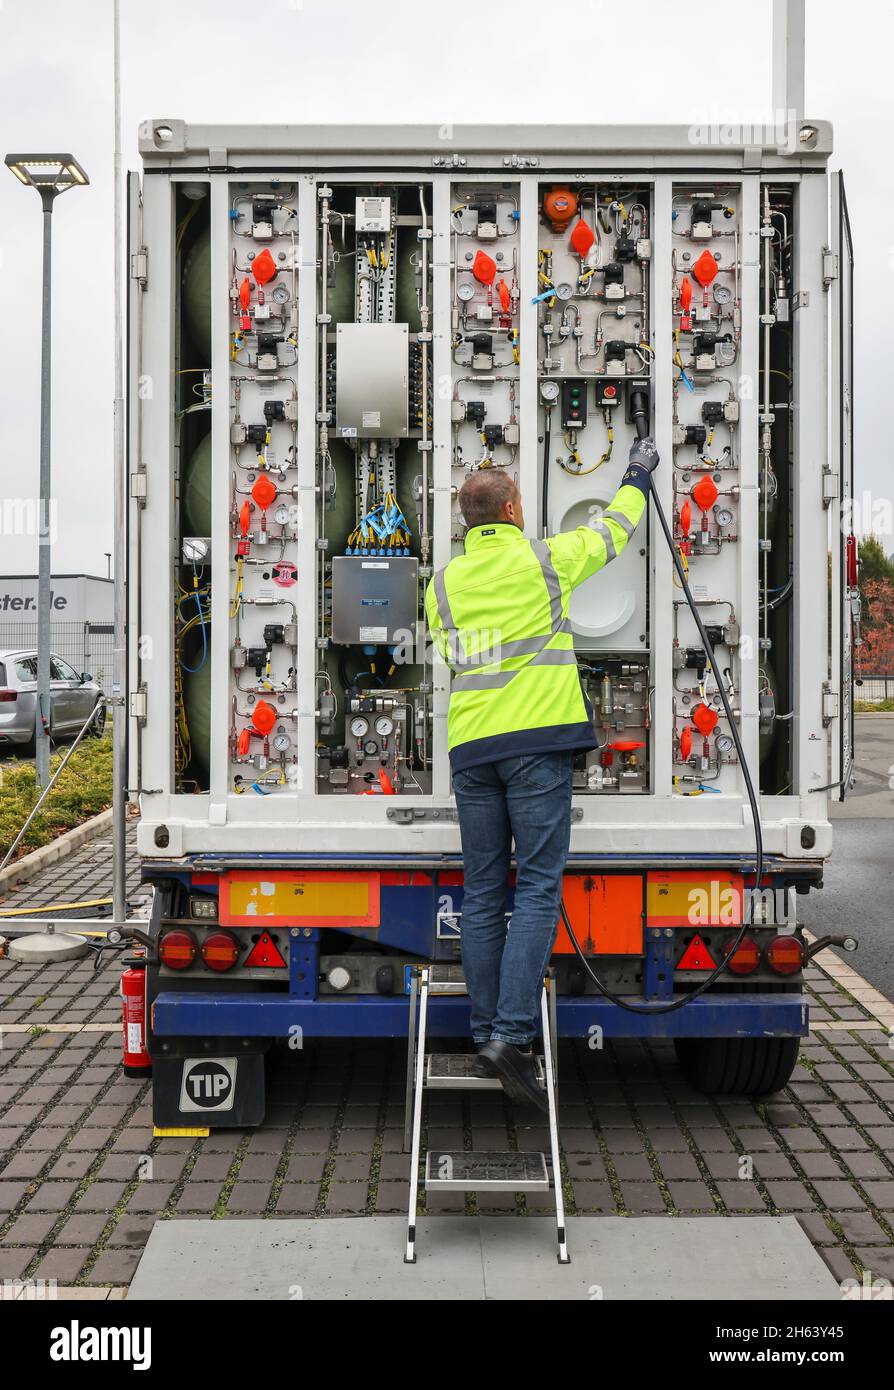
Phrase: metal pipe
[
  {"left": 36, "top": 190, "right": 54, "bottom": 790},
  {"left": 112, "top": 0, "right": 127, "bottom": 924}
]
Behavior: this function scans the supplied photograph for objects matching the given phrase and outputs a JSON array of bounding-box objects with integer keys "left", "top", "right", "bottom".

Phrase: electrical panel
[{"left": 134, "top": 121, "right": 841, "bottom": 862}]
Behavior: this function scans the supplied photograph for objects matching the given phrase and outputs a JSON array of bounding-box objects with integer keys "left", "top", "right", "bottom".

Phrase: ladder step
[
  {"left": 425, "top": 1053, "right": 547, "bottom": 1090},
  {"left": 428, "top": 963, "right": 468, "bottom": 995},
  {"left": 426, "top": 1053, "right": 501, "bottom": 1088},
  {"left": 424, "top": 1150, "right": 550, "bottom": 1192}
]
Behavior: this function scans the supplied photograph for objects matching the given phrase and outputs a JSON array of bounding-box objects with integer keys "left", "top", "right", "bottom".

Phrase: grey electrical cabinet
[{"left": 335, "top": 323, "right": 409, "bottom": 439}]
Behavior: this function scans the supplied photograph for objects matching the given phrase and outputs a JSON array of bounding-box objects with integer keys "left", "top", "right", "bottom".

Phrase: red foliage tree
[{"left": 860, "top": 577, "right": 894, "bottom": 676}]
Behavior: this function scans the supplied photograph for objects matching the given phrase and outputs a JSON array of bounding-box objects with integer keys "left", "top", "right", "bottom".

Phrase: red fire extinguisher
[{"left": 121, "top": 959, "right": 152, "bottom": 1079}]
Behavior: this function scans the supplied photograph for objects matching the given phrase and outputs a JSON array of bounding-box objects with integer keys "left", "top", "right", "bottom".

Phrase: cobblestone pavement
[
  {"left": 0, "top": 943, "right": 892, "bottom": 1293},
  {"left": 1, "top": 820, "right": 892, "bottom": 1294}
]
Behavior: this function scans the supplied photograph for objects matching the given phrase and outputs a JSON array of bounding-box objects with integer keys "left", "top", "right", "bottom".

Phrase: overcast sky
[{"left": 0, "top": 0, "right": 891, "bottom": 576}]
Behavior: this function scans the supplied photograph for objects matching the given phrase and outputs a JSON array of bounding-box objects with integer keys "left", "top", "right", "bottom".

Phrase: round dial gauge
[
  {"left": 539, "top": 380, "right": 560, "bottom": 403},
  {"left": 713, "top": 283, "right": 733, "bottom": 305},
  {"left": 375, "top": 715, "right": 394, "bottom": 737},
  {"left": 456, "top": 281, "right": 476, "bottom": 302},
  {"left": 554, "top": 281, "right": 574, "bottom": 300},
  {"left": 273, "top": 732, "right": 292, "bottom": 752},
  {"left": 271, "top": 284, "right": 290, "bottom": 304},
  {"left": 273, "top": 503, "right": 291, "bottom": 526},
  {"left": 350, "top": 716, "right": 369, "bottom": 738},
  {"left": 182, "top": 537, "right": 208, "bottom": 564},
  {"left": 715, "top": 732, "right": 734, "bottom": 754},
  {"left": 714, "top": 506, "right": 734, "bottom": 528},
  {"left": 363, "top": 739, "right": 379, "bottom": 758}
]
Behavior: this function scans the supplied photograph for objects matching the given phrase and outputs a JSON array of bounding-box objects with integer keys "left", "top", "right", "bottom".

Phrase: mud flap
[{"left": 152, "top": 1052, "right": 266, "bottom": 1129}]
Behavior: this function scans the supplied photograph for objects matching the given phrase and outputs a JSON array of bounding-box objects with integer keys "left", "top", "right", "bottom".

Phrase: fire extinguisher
[{"left": 121, "top": 958, "right": 152, "bottom": 1079}]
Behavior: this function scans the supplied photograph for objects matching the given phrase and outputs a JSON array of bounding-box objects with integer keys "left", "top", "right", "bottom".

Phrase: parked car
[{"left": 0, "top": 649, "right": 105, "bottom": 754}]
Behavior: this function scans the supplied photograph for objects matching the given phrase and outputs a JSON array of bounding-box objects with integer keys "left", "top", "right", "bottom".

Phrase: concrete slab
[
  {"left": 478, "top": 1216, "right": 838, "bottom": 1300},
  {"left": 128, "top": 1216, "right": 839, "bottom": 1301}
]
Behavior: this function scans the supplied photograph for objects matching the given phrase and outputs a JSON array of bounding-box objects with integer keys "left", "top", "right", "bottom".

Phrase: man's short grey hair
[{"left": 458, "top": 470, "right": 519, "bottom": 528}]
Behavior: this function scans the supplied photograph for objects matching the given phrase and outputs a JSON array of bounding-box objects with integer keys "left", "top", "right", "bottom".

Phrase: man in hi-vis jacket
[{"left": 425, "top": 436, "right": 659, "bottom": 1108}]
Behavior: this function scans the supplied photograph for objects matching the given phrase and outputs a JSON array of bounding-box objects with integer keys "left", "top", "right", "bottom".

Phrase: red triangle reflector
[
  {"left": 243, "top": 930, "right": 287, "bottom": 968},
  {"left": 677, "top": 933, "right": 717, "bottom": 971}
]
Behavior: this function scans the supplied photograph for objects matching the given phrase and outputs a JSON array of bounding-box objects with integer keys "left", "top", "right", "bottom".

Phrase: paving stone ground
[{"left": 0, "top": 822, "right": 892, "bottom": 1295}]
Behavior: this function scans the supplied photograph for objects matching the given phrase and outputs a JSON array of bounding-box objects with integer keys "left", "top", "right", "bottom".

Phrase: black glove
[
  {"left": 628, "top": 436, "right": 659, "bottom": 472},
  {"left": 621, "top": 435, "right": 659, "bottom": 493}
]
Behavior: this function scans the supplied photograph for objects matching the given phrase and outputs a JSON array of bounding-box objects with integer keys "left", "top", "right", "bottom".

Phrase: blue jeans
[{"left": 452, "top": 750, "right": 573, "bottom": 1046}]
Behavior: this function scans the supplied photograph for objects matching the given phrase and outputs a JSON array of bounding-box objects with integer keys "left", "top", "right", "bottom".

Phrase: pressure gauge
[
  {"left": 273, "top": 732, "right": 292, "bottom": 753},
  {"left": 363, "top": 739, "right": 379, "bottom": 758},
  {"left": 350, "top": 716, "right": 369, "bottom": 738},
  {"left": 713, "top": 283, "right": 733, "bottom": 306},
  {"left": 375, "top": 715, "right": 394, "bottom": 738},
  {"left": 271, "top": 284, "right": 290, "bottom": 304},
  {"left": 714, "top": 506, "right": 734, "bottom": 528},
  {"left": 554, "top": 281, "right": 574, "bottom": 300},
  {"left": 456, "top": 281, "right": 476, "bottom": 302},
  {"left": 274, "top": 503, "right": 291, "bottom": 526},
  {"left": 539, "top": 380, "right": 560, "bottom": 404},
  {"left": 715, "top": 732, "right": 734, "bottom": 754},
  {"left": 182, "top": 537, "right": 208, "bottom": 564}
]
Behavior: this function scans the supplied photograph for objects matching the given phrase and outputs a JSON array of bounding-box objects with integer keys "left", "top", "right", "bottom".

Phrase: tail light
[
  {"left": 158, "top": 928, "right": 197, "bottom": 970},
  {"left": 201, "top": 930, "right": 240, "bottom": 972},
  {"left": 721, "top": 932, "right": 760, "bottom": 976},
  {"left": 0, "top": 690, "right": 17, "bottom": 703},
  {"left": 764, "top": 934, "right": 804, "bottom": 976}
]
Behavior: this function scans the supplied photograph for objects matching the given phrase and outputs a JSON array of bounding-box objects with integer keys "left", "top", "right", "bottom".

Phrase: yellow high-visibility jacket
[{"left": 425, "top": 482, "right": 647, "bottom": 771}]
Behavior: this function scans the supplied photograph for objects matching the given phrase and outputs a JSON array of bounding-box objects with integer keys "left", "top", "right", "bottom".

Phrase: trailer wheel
[{"left": 673, "top": 1036, "right": 800, "bottom": 1096}]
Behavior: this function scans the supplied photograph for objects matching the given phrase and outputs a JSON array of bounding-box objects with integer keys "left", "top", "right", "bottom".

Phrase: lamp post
[{"left": 5, "top": 154, "right": 89, "bottom": 788}]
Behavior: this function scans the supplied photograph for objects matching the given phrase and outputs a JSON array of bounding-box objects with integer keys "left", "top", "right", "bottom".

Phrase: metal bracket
[
  {"left": 130, "top": 472, "right": 147, "bottom": 505},
  {"left": 792, "top": 290, "right": 809, "bottom": 311},
  {"left": 387, "top": 806, "right": 458, "bottom": 824},
  {"left": 130, "top": 249, "right": 148, "bottom": 288},
  {"left": 822, "top": 249, "right": 839, "bottom": 287},
  {"left": 130, "top": 687, "right": 148, "bottom": 724}
]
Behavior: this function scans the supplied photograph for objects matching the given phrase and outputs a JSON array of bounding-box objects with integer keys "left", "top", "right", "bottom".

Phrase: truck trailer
[{"left": 125, "top": 117, "right": 856, "bottom": 1136}]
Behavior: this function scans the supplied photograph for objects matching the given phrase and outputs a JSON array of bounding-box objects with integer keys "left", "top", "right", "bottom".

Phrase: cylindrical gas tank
[
  {"left": 182, "top": 226, "right": 211, "bottom": 362},
  {"left": 121, "top": 962, "right": 152, "bottom": 1078},
  {"left": 184, "top": 657, "right": 211, "bottom": 778},
  {"left": 182, "top": 432, "right": 212, "bottom": 537}
]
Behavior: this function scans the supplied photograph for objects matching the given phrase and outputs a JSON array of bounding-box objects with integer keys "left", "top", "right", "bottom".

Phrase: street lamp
[{"left": 5, "top": 154, "right": 89, "bottom": 787}]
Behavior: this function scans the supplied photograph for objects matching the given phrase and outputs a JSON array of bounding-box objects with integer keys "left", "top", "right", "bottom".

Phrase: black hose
[
  {"left": 541, "top": 407, "right": 552, "bottom": 538},
  {"left": 559, "top": 401, "right": 763, "bottom": 1015}
]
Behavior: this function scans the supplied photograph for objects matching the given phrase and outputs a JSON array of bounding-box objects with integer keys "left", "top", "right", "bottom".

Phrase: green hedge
[{"left": 0, "top": 736, "right": 112, "bottom": 860}]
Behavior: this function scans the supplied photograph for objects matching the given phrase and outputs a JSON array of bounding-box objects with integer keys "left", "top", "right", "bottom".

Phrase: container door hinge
[
  {"left": 131, "top": 248, "right": 148, "bottom": 288},
  {"left": 130, "top": 471, "right": 147, "bottom": 505},
  {"left": 822, "top": 249, "right": 838, "bottom": 288},
  {"left": 822, "top": 468, "right": 839, "bottom": 506},
  {"left": 822, "top": 681, "right": 838, "bottom": 726},
  {"left": 130, "top": 687, "right": 148, "bottom": 724}
]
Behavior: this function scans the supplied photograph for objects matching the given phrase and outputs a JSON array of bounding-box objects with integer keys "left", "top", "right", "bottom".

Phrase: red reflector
[
  {"left": 764, "top": 935, "right": 804, "bottom": 976},
  {"left": 721, "top": 933, "right": 760, "bottom": 976},
  {"left": 243, "top": 930, "right": 287, "bottom": 969},
  {"left": 0, "top": 690, "right": 16, "bottom": 702},
  {"left": 159, "top": 928, "right": 197, "bottom": 970},
  {"left": 677, "top": 933, "right": 717, "bottom": 971},
  {"left": 201, "top": 930, "right": 240, "bottom": 972}
]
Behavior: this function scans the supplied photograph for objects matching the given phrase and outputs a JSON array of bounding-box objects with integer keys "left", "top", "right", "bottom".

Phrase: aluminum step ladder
[{"left": 403, "top": 964, "right": 569, "bottom": 1264}]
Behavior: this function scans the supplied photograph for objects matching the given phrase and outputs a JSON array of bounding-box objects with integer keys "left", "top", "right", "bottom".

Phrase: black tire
[
  {"left": 88, "top": 702, "right": 106, "bottom": 737},
  {"left": 673, "top": 1036, "right": 800, "bottom": 1097}
]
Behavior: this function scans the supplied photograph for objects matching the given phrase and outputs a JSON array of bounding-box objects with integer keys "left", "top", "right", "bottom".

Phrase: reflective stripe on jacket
[{"left": 424, "top": 482, "right": 647, "bottom": 771}]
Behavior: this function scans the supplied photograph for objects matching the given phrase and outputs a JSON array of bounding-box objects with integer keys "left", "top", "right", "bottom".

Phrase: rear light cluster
[
  {"left": 721, "top": 933, "right": 804, "bottom": 977},
  {"left": 159, "top": 928, "right": 241, "bottom": 972},
  {"left": 0, "top": 690, "right": 17, "bottom": 703}
]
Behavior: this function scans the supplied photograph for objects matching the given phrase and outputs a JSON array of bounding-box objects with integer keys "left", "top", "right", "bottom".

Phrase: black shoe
[{"left": 479, "top": 1041, "right": 548, "bottom": 1113}]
